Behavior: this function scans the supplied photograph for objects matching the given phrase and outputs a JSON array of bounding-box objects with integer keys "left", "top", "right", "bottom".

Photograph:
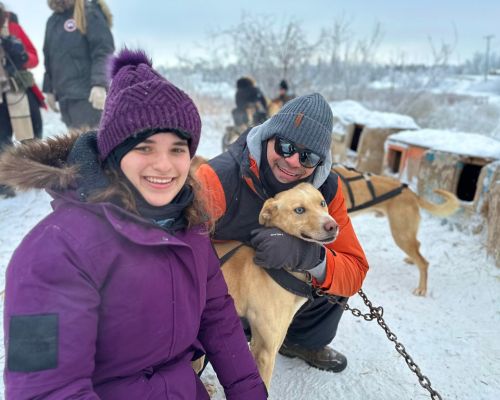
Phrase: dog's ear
[{"left": 259, "top": 199, "right": 278, "bottom": 226}]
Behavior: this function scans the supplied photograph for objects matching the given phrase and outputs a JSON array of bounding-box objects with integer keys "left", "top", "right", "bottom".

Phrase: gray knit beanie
[
  {"left": 246, "top": 93, "right": 334, "bottom": 188},
  {"left": 257, "top": 93, "right": 333, "bottom": 159}
]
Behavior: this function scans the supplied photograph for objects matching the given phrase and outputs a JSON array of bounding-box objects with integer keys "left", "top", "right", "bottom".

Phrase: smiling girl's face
[{"left": 120, "top": 132, "right": 191, "bottom": 207}]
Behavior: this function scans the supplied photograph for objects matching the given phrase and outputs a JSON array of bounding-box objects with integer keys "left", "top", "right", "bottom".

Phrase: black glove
[
  {"left": 250, "top": 227, "right": 325, "bottom": 271},
  {"left": 1, "top": 35, "right": 28, "bottom": 70}
]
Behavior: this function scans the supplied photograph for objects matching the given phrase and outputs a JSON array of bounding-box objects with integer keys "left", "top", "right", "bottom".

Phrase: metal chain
[{"left": 315, "top": 287, "right": 443, "bottom": 400}]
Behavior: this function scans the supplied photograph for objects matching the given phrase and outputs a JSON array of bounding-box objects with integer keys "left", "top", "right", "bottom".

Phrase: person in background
[
  {"left": 274, "top": 79, "right": 295, "bottom": 104},
  {"left": 0, "top": 2, "right": 45, "bottom": 198},
  {"left": 43, "top": 0, "right": 114, "bottom": 129},
  {"left": 268, "top": 79, "right": 296, "bottom": 117},
  {"left": 196, "top": 93, "right": 369, "bottom": 374},
  {"left": 0, "top": 48, "right": 267, "bottom": 400},
  {"left": 232, "top": 76, "right": 268, "bottom": 130}
]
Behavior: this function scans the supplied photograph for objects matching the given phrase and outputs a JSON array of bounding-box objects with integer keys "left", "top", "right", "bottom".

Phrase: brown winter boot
[{"left": 279, "top": 340, "right": 347, "bottom": 372}]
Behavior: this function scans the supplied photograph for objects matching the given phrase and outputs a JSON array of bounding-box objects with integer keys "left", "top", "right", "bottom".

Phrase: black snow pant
[
  {"left": 0, "top": 89, "right": 42, "bottom": 196},
  {"left": 284, "top": 293, "right": 347, "bottom": 349},
  {"left": 59, "top": 98, "right": 102, "bottom": 130}
]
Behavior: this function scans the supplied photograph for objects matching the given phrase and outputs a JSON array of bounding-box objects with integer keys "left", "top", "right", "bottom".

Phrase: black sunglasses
[{"left": 274, "top": 136, "right": 323, "bottom": 168}]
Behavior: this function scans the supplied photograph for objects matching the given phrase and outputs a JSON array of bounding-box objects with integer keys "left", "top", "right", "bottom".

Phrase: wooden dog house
[
  {"left": 486, "top": 170, "right": 500, "bottom": 268},
  {"left": 330, "top": 100, "right": 419, "bottom": 174},
  {"left": 384, "top": 140, "right": 428, "bottom": 183},
  {"left": 486, "top": 167, "right": 500, "bottom": 267},
  {"left": 399, "top": 130, "right": 500, "bottom": 215}
]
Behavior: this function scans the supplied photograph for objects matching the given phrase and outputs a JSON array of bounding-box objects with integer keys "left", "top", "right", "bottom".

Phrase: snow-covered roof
[
  {"left": 389, "top": 129, "right": 500, "bottom": 160},
  {"left": 329, "top": 100, "right": 419, "bottom": 130}
]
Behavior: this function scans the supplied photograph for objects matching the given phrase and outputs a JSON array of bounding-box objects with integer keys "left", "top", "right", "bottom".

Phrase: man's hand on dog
[{"left": 250, "top": 227, "right": 325, "bottom": 271}]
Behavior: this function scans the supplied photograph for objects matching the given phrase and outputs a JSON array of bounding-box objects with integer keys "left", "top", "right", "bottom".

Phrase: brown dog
[
  {"left": 197, "top": 183, "right": 338, "bottom": 389},
  {"left": 332, "top": 165, "right": 460, "bottom": 296},
  {"left": 267, "top": 98, "right": 284, "bottom": 117}
]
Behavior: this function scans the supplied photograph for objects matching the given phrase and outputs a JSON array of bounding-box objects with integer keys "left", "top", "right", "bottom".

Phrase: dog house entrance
[
  {"left": 387, "top": 149, "right": 403, "bottom": 173},
  {"left": 349, "top": 124, "right": 364, "bottom": 152},
  {"left": 456, "top": 163, "right": 482, "bottom": 201}
]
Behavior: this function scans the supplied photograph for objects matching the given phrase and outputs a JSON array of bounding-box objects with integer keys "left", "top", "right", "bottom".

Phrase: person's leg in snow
[
  {"left": 59, "top": 99, "right": 102, "bottom": 130},
  {"left": 0, "top": 97, "right": 16, "bottom": 198}
]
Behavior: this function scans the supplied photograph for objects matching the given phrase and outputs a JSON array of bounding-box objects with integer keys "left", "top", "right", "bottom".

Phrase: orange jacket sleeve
[
  {"left": 9, "top": 21, "right": 39, "bottom": 69},
  {"left": 195, "top": 163, "right": 227, "bottom": 222},
  {"left": 315, "top": 176, "right": 369, "bottom": 297}
]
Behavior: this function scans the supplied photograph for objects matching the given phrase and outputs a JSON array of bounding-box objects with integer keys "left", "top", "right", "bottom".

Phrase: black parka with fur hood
[{"left": 43, "top": 0, "right": 114, "bottom": 101}]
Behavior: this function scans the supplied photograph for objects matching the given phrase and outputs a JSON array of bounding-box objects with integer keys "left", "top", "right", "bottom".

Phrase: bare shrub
[
  {"left": 178, "top": 13, "right": 319, "bottom": 98},
  {"left": 355, "top": 89, "right": 500, "bottom": 137},
  {"left": 317, "top": 16, "right": 385, "bottom": 98},
  {"left": 419, "top": 99, "right": 500, "bottom": 134}
]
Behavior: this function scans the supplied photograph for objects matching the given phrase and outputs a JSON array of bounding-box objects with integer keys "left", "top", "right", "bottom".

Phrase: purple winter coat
[{"left": 1, "top": 134, "right": 267, "bottom": 400}]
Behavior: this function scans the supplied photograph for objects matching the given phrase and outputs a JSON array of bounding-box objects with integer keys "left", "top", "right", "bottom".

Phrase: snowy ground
[{"left": 1, "top": 110, "right": 499, "bottom": 399}]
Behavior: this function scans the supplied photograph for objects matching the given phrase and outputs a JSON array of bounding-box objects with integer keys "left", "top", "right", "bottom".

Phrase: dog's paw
[{"left": 412, "top": 287, "right": 427, "bottom": 296}]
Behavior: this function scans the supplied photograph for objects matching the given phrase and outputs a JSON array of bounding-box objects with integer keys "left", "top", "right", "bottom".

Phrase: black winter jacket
[{"left": 42, "top": 3, "right": 114, "bottom": 101}]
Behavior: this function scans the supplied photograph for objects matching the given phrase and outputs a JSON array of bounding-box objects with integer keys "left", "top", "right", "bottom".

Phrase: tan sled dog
[
  {"left": 332, "top": 165, "right": 460, "bottom": 296},
  {"left": 206, "top": 183, "right": 338, "bottom": 389},
  {"left": 267, "top": 98, "right": 284, "bottom": 117}
]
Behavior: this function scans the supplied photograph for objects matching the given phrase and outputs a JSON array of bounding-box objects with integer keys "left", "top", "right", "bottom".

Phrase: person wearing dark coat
[
  {"left": 43, "top": 0, "right": 115, "bottom": 129},
  {"left": 275, "top": 79, "right": 295, "bottom": 104},
  {"left": 232, "top": 76, "right": 268, "bottom": 128},
  {"left": 0, "top": 48, "right": 267, "bottom": 400}
]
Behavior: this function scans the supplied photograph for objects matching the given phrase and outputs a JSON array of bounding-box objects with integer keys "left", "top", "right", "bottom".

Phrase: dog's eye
[
  {"left": 320, "top": 200, "right": 327, "bottom": 207},
  {"left": 294, "top": 207, "right": 305, "bottom": 214}
]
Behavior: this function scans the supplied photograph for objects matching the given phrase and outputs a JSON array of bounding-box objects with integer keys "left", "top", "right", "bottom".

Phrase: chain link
[{"left": 315, "top": 287, "right": 443, "bottom": 400}]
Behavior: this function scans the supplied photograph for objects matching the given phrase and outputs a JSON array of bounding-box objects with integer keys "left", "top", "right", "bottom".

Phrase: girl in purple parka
[{"left": 0, "top": 49, "right": 267, "bottom": 399}]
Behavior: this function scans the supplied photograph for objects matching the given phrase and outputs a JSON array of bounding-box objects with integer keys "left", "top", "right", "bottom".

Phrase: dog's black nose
[{"left": 323, "top": 220, "right": 338, "bottom": 232}]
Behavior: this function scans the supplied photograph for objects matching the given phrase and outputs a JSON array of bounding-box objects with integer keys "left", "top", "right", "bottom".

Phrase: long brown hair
[
  {"left": 74, "top": 0, "right": 113, "bottom": 34},
  {"left": 87, "top": 166, "right": 214, "bottom": 232}
]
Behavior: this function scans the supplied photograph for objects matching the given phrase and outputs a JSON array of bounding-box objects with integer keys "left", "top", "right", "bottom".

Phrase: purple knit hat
[{"left": 97, "top": 48, "right": 201, "bottom": 160}]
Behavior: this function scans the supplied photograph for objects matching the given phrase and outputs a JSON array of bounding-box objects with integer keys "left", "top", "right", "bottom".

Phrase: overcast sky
[{"left": 7, "top": 0, "right": 500, "bottom": 82}]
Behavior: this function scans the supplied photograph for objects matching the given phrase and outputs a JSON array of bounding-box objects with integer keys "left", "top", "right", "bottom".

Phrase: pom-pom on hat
[{"left": 97, "top": 48, "right": 201, "bottom": 161}]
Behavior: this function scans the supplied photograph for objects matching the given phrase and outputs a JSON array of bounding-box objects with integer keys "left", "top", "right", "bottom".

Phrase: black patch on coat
[{"left": 7, "top": 314, "right": 58, "bottom": 372}]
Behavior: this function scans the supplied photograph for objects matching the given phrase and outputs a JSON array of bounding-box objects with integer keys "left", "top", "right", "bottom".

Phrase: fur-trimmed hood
[
  {"left": 0, "top": 133, "right": 80, "bottom": 192},
  {"left": 48, "top": 0, "right": 76, "bottom": 13},
  {"left": 48, "top": 0, "right": 113, "bottom": 32}
]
